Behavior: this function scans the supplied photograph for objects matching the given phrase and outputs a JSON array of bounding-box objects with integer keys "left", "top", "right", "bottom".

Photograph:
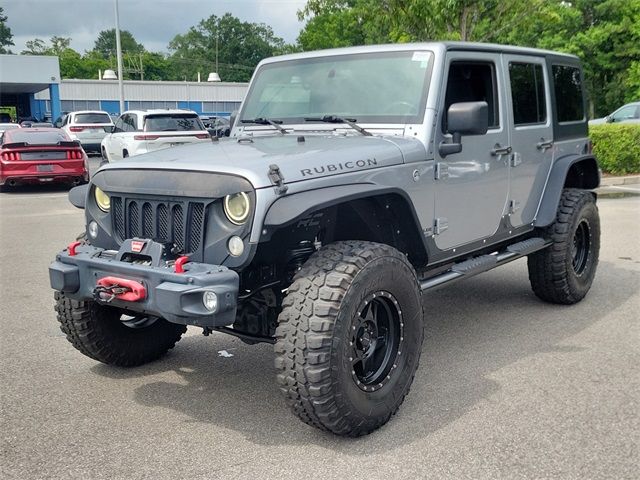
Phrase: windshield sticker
[
  {"left": 300, "top": 158, "right": 378, "bottom": 177},
  {"left": 412, "top": 51, "right": 430, "bottom": 62}
]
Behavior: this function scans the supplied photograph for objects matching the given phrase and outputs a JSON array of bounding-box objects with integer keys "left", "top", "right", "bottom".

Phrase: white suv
[
  {"left": 101, "top": 109, "right": 210, "bottom": 162},
  {"left": 60, "top": 111, "right": 114, "bottom": 154}
]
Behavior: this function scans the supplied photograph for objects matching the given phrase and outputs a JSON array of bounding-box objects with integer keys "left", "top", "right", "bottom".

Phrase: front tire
[
  {"left": 528, "top": 188, "right": 600, "bottom": 304},
  {"left": 54, "top": 292, "right": 186, "bottom": 367},
  {"left": 274, "top": 241, "right": 424, "bottom": 436}
]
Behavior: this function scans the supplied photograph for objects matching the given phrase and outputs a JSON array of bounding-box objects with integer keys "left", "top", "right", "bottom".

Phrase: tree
[
  {"left": 0, "top": 6, "right": 13, "bottom": 53},
  {"left": 22, "top": 38, "right": 48, "bottom": 55},
  {"left": 168, "top": 13, "right": 287, "bottom": 82},
  {"left": 93, "top": 29, "right": 144, "bottom": 57}
]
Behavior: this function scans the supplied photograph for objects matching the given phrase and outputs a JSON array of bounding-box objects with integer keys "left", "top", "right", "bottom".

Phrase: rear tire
[
  {"left": 528, "top": 188, "right": 600, "bottom": 304},
  {"left": 275, "top": 241, "right": 424, "bottom": 436},
  {"left": 54, "top": 292, "right": 186, "bottom": 367}
]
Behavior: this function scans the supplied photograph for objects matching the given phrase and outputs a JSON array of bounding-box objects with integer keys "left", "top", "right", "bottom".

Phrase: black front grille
[{"left": 111, "top": 197, "right": 207, "bottom": 254}]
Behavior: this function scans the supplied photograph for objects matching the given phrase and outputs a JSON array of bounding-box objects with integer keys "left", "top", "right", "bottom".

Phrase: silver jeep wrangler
[{"left": 50, "top": 42, "right": 600, "bottom": 436}]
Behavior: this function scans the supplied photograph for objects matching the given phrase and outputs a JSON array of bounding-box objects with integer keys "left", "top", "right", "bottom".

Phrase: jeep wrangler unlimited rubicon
[{"left": 50, "top": 42, "right": 600, "bottom": 436}]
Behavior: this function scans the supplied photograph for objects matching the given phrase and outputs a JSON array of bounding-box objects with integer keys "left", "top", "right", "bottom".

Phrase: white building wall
[{"left": 35, "top": 80, "right": 248, "bottom": 102}]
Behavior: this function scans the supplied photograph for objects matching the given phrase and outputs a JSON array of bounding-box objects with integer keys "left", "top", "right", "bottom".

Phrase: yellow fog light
[
  {"left": 223, "top": 192, "right": 250, "bottom": 225},
  {"left": 94, "top": 186, "right": 110, "bottom": 212}
]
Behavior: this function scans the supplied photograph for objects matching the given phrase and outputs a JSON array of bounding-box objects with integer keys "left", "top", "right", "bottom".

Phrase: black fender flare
[
  {"left": 535, "top": 154, "right": 600, "bottom": 227},
  {"left": 261, "top": 183, "right": 428, "bottom": 254}
]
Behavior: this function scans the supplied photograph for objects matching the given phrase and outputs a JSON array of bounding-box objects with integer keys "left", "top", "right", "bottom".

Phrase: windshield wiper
[
  {"left": 304, "top": 115, "right": 371, "bottom": 136},
  {"left": 240, "top": 117, "right": 288, "bottom": 135}
]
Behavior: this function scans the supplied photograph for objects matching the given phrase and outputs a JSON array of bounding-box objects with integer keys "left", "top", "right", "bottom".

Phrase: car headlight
[
  {"left": 223, "top": 192, "right": 250, "bottom": 225},
  {"left": 94, "top": 186, "right": 111, "bottom": 212}
]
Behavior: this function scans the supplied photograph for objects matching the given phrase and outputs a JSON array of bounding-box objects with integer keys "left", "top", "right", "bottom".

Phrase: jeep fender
[
  {"left": 535, "top": 154, "right": 599, "bottom": 227},
  {"left": 260, "top": 184, "right": 428, "bottom": 260}
]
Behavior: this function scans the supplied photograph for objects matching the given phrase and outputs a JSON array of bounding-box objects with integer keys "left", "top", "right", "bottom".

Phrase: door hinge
[
  {"left": 434, "top": 217, "right": 449, "bottom": 235},
  {"left": 510, "top": 152, "right": 522, "bottom": 167},
  {"left": 435, "top": 163, "right": 449, "bottom": 180},
  {"left": 509, "top": 200, "right": 521, "bottom": 214}
]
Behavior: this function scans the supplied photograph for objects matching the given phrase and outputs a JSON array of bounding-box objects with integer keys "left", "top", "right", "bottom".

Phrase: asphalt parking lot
[{"left": 1, "top": 159, "right": 638, "bottom": 479}]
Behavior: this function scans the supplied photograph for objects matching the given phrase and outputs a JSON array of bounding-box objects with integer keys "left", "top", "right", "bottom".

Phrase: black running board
[{"left": 419, "top": 237, "right": 550, "bottom": 292}]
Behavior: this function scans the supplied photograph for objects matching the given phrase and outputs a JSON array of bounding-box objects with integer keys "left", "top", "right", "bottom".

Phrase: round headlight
[
  {"left": 94, "top": 186, "right": 110, "bottom": 212},
  {"left": 223, "top": 192, "right": 250, "bottom": 225}
]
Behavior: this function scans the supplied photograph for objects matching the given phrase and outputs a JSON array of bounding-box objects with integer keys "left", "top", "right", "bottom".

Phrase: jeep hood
[{"left": 99, "top": 134, "right": 427, "bottom": 189}]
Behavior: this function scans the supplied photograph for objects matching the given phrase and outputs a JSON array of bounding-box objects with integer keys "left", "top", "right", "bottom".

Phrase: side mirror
[
  {"left": 439, "top": 101, "right": 488, "bottom": 157},
  {"left": 605, "top": 115, "right": 613, "bottom": 123},
  {"left": 68, "top": 184, "right": 88, "bottom": 209},
  {"left": 106, "top": 125, "right": 115, "bottom": 133}
]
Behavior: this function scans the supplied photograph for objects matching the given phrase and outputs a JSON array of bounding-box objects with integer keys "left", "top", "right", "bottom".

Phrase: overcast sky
[{"left": 3, "top": 0, "right": 308, "bottom": 53}]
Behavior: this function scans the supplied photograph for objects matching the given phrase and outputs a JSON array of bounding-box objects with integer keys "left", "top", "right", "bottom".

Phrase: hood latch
[{"left": 268, "top": 164, "right": 288, "bottom": 195}]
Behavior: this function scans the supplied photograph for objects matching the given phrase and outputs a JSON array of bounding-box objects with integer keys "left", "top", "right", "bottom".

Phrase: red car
[{"left": 0, "top": 128, "right": 89, "bottom": 189}]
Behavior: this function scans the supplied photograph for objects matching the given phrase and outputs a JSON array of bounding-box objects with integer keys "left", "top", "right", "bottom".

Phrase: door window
[
  {"left": 123, "top": 114, "right": 137, "bottom": 132},
  {"left": 509, "top": 62, "right": 546, "bottom": 125},
  {"left": 443, "top": 61, "right": 499, "bottom": 131},
  {"left": 113, "top": 117, "right": 125, "bottom": 133}
]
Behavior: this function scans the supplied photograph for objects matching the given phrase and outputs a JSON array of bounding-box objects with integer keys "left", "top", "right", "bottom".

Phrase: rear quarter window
[{"left": 552, "top": 65, "right": 585, "bottom": 122}]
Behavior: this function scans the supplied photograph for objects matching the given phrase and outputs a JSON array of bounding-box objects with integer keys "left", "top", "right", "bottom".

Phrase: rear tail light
[
  {"left": 66, "top": 150, "right": 84, "bottom": 159},
  {"left": 69, "top": 126, "right": 84, "bottom": 132},
  {"left": 1, "top": 152, "right": 21, "bottom": 161},
  {"left": 134, "top": 135, "right": 160, "bottom": 141},
  {"left": 195, "top": 133, "right": 210, "bottom": 139}
]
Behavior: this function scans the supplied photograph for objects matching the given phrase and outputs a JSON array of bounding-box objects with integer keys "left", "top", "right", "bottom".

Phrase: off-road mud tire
[
  {"left": 528, "top": 188, "right": 600, "bottom": 304},
  {"left": 54, "top": 292, "right": 186, "bottom": 367},
  {"left": 274, "top": 241, "right": 424, "bottom": 436}
]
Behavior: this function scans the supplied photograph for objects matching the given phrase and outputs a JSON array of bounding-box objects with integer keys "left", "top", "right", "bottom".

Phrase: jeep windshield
[{"left": 240, "top": 50, "right": 433, "bottom": 126}]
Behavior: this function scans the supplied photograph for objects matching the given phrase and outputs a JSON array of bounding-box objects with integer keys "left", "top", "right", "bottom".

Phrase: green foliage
[
  {"left": 93, "top": 29, "right": 144, "bottom": 57},
  {"left": 0, "top": 6, "right": 13, "bottom": 53},
  {"left": 590, "top": 124, "right": 640, "bottom": 174},
  {"left": 297, "top": 0, "right": 640, "bottom": 118},
  {"left": 168, "top": 13, "right": 287, "bottom": 82}
]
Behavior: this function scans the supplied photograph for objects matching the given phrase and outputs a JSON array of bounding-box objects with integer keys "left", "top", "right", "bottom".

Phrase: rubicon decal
[{"left": 300, "top": 158, "right": 378, "bottom": 177}]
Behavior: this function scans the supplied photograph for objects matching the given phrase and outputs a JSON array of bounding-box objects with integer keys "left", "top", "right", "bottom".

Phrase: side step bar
[{"left": 419, "top": 237, "right": 550, "bottom": 292}]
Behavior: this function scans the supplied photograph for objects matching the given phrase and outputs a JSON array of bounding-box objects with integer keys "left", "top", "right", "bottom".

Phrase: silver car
[{"left": 589, "top": 101, "right": 640, "bottom": 125}]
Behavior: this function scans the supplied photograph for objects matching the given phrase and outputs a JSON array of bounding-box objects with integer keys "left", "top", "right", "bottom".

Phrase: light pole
[{"left": 114, "top": 0, "right": 125, "bottom": 114}]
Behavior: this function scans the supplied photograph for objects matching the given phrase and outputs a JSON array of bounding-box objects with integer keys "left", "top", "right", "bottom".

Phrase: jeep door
[
  {"left": 502, "top": 55, "right": 553, "bottom": 227},
  {"left": 434, "top": 53, "right": 509, "bottom": 250}
]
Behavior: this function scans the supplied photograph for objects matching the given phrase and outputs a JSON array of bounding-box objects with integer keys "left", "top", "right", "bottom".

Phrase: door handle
[
  {"left": 490, "top": 144, "right": 512, "bottom": 156},
  {"left": 536, "top": 139, "right": 553, "bottom": 150}
]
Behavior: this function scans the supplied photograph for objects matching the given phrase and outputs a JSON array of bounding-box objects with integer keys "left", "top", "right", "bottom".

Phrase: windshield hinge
[{"left": 268, "top": 164, "right": 288, "bottom": 195}]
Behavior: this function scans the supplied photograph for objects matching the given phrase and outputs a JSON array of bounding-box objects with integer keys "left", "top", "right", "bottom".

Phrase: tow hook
[{"left": 94, "top": 276, "right": 146, "bottom": 303}]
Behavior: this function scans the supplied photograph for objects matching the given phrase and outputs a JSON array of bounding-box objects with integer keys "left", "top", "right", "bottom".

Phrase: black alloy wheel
[{"left": 350, "top": 291, "right": 403, "bottom": 392}]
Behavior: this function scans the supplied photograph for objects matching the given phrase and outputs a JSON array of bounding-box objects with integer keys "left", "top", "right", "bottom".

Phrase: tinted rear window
[
  {"left": 144, "top": 114, "right": 204, "bottom": 132},
  {"left": 73, "top": 113, "right": 112, "bottom": 124},
  {"left": 552, "top": 65, "right": 585, "bottom": 122},
  {"left": 3, "top": 129, "right": 70, "bottom": 145}
]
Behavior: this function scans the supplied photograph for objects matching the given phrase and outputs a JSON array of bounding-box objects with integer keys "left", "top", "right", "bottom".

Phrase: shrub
[{"left": 589, "top": 124, "right": 640, "bottom": 175}]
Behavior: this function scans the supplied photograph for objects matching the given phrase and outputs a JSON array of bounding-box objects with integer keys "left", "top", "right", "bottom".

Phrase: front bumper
[{"left": 49, "top": 243, "right": 239, "bottom": 327}]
